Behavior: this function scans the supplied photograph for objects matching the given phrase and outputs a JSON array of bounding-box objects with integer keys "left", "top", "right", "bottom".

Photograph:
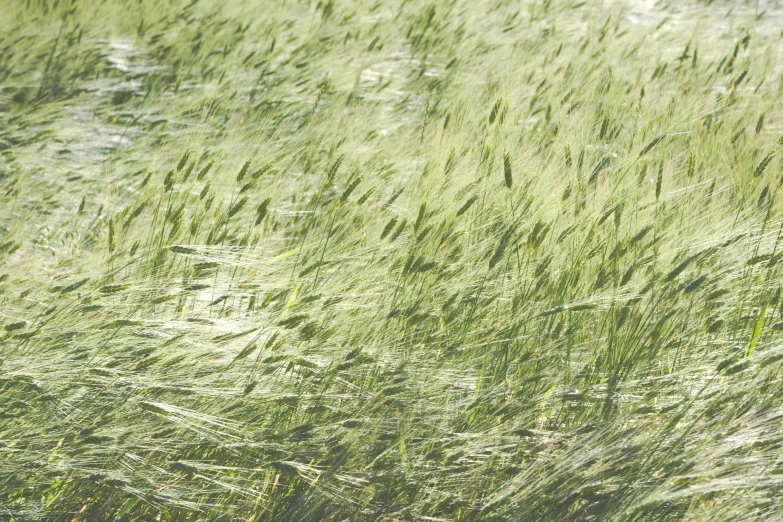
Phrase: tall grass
[{"left": 2, "top": 0, "right": 783, "bottom": 520}]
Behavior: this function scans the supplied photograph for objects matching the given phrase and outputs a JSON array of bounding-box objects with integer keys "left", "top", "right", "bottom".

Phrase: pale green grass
[{"left": 2, "top": 0, "right": 783, "bottom": 520}]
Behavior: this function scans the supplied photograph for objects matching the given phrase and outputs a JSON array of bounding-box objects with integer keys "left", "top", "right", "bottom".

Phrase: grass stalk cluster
[{"left": 2, "top": 0, "right": 783, "bottom": 520}]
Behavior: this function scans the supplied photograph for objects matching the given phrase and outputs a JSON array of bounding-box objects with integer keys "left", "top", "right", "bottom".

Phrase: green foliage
[{"left": 2, "top": 0, "right": 783, "bottom": 520}]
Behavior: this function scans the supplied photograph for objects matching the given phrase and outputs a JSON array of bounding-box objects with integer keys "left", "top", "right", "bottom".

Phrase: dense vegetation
[{"left": 2, "top": 0, "right": 783, "bottom": 520}]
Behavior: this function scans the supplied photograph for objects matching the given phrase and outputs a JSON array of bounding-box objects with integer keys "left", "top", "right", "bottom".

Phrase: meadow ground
[{"left": 2, "top": 0, "right": 783, "bottom": 520}]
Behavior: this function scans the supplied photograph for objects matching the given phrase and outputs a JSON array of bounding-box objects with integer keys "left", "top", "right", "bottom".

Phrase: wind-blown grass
[{"left": 2, "top": 0, "right": 783, "bottom": 520}]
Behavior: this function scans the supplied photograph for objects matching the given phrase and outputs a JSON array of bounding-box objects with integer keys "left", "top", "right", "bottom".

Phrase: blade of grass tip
[
  {"left": 638, "top": 134, "right": 666, "bottom": 157},
  {"left": 503, "top": 150, "right": 512, "bottom": 189},
  {"left": 746, "top": 306, "right": 766, "bottom": 358},
  {"left": 687, "top": 150, "right": 696, "bottom": 180},
  {"left": 753, "top": 149, "right": 776, "bottom": 177}
]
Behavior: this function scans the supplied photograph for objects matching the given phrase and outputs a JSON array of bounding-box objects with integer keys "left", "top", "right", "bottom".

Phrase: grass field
[{"left": 2, "top": 0, "right": 783, "bottom": 520}]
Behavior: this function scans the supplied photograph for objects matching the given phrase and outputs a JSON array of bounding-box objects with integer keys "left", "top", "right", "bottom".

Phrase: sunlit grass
[{"left": 2, "top": 0, "right": 783, "bottom": 520}]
